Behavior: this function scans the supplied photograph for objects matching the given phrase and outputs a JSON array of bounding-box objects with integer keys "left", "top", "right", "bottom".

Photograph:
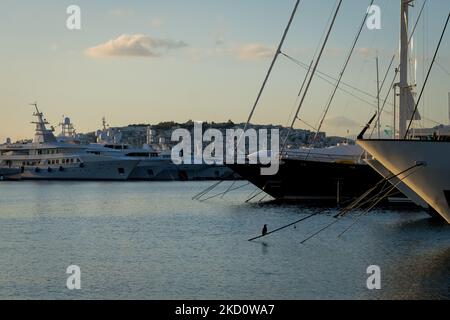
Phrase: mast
[
  {"left": 30, "top": 103, "right": 56, "bottom": 143},
  {"left": 448, "top": 92, "right": 450, "bottom": 125},
  {"left": 102, "top": 117, "right": 108, "bottom": 131},
  {"left": 399, "top": 0, "right": 414, "bottom": 138},
  {"left": 376, "top": 56, "right": 381, "bottom": 138}
]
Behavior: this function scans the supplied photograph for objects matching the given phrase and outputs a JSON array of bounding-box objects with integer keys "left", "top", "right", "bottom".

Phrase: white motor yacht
[
  {"left": 0, "top": 105, "right": 138, "bottom": 181},
  {"left": 84, "top": 118, "right": 236, "bottom": 181}
]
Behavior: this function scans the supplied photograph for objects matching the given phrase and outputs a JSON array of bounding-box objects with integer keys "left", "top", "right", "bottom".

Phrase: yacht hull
[
  {"left": 228, "top": 159, "right": 387, "bottom": 202},
  {"left": 358, "top": 140, "right": 450, "bottom": 223},
  {"left": 128, "top": 160, "right": 171, "bottom": 180},
  {"left": 20, "top": 160, "right": 137, "bottom": 181},
  {"left": 0, "top": 168, "right": 22, "bottom": 181},
  {"left": 152, "top": 164, "right": 236, "bottom": 181}
]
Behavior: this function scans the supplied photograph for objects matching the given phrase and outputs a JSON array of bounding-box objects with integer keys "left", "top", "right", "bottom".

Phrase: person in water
[{"left": 262, "top": 224, "right": 268, "bottom": 236}]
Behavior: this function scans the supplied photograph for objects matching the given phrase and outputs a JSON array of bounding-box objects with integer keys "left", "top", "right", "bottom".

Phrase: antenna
[
  {"left": 29, "top": 102, "right": 39, "bottom": 115},
  {"left": 28, "top": 102, "right": 57, "bottom": 143},
  {"left": 102, "top": 117, "right": 109, "bottom": 130}
]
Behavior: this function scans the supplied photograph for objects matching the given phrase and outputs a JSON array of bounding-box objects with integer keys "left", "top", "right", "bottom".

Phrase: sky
[{"left": 0, "top": 0, "right": 449, "bottom": 142}]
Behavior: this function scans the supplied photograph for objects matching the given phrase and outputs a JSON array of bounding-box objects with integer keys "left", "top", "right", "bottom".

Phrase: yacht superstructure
[{"left": 0, "top": 105, "right": 138, "bottom": 180}]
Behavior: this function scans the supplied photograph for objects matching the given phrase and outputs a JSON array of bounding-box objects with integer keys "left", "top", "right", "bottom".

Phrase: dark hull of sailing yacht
[{"left": 229, "top": 159, "right": 397, "bottom": 203}]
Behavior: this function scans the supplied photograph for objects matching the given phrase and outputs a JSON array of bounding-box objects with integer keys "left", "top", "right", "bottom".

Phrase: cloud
[
  {"left": 325, "top": 116, "right": 360, "bottom": 128},
  {"left": 236, "top": 43, "right": 274, "bottom": 60},
  {"left": 85, "top": 34, "right": 187, "bottom": 58}
]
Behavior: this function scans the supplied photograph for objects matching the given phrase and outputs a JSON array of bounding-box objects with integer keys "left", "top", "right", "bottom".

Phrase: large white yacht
[
  {"left": 358, "top": 1, "right": 450, "bottom": 223},
  {"left": 83, "top": 118, "right": 235, "bottom": 181},
  {"left": 87, "top": 142, "right": 173, "bottom": 180},
  {"left": 0, "top": 105, "right": 138, "bottom": 180}
]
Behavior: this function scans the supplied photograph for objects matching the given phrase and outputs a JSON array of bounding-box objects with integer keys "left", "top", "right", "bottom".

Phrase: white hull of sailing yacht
[
  {"left": 364, "top": 158, "right": 428, "bottom": 207},
  {"left": 357, "top": 140, "right": 450, "bottom": 223}
]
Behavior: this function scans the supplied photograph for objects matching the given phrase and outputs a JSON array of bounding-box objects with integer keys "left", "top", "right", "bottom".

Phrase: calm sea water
[{"left": 0, "top": 181, "right": 449, "bottom": 300}]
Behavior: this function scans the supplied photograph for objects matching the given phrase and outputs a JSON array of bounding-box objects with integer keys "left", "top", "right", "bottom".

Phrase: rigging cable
[
  {"left": 281, "top": 51, "right": 447, "bottom": 137},
  {"left": 436, "top": 60, "right": 450, "bottom": 78},
  {"left": 368, "top": 0, "right": 431, "bottom": 138},
  {"left": 281, "top": 52, "right": 396, "bottom": 115},
  {"left": 281, "top": 60, "right": 314, "bottom": 151},
  {"left": 242, "top": 0, "right": 302, "bottom": 132},
  {"left": 309, "top": 0, "right": 375, "bottom": 151},
  {"left": 280, "top": 0, "right": 343, "bottom": 155},
  {"left": 283, "top": 0, "right": 341, "bottom": 142},
  {"left": 284, "top": 0, "right": 338, "bottom": 129},
  {"left": 195, "top": 0, "right": 302, "bottom": 201}
]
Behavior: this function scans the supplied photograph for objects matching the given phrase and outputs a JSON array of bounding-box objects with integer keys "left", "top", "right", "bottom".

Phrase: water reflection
[
  {"left": 261, "top": 242, "right": 269, "bottom": 255},
  {"left": 378, "top": 247, "right": 450, "bottom": 299}
]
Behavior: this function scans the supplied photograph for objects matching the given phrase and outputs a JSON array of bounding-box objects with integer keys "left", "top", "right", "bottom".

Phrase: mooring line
[
  {"left": 337, "top": 179, "right": 392, "bottom": 216},
  {"left": 335, "top": 162, "right": 424, "bottom": 218},
  {"left": 300, "top": 186, "right": 390, "bottom": 245},
  {"left": 199, "top": 182, "right": 250, "bottom": 202},
  {"left": 300, "top": 217, "right": 340, "bottom": 244},
  {"left": 245, "top": 189, "right": 266, "bottom": 203},
  {"left": 301, "top": 163, "right": 425, "bottom": 244},
  {"left": 337, "top": 166, "right": 423, "bottom": 238},
  {"left": 258, "top": 194, "right": 269, "bottom": 203},
  {"left": 221, "top": 180, "right": 237, "bottom": 199},
  {"left": 249, "top": 161, "right": 426, "bottom": 243},
  {"left": 336, "top": 189, "right": 397, "bottom": 239},
  {"left": 245, "top": 181, "right": 270, "bottom": 203},
  {"left": 192, "top": 180, "right": 224, "bottom": 200},
  {"left": 248, "top": 212, "right": 318, "bottom": 242}
]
